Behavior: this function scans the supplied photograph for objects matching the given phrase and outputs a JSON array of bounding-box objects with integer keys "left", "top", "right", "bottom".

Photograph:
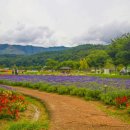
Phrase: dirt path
[{"left": 13, "top": 87, "right": 130, "bottom": 130}]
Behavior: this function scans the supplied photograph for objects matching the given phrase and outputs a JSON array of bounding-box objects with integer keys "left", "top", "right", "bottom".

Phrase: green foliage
[
  {"left": 79, "top": 58, "right": 89, "bottom": 70},
  {"left": 86, "top": 50, "right": 110, "bottom": 69},
  {"left": 70, "top": 87, "right": 86, "bottom": 97},
  {"left": 38, "top": 83, "right": 51, "bottom": 91},
  {"left": 0, "top": 44, "right": 106, "bottom": 67},
  {"left": 100, "top": 92, "right": 117, "bottom": 105},
  {"left": 33, "top": 82, "right": 44, "bottom": 89},
  {"left": 46, "top": 86, "right": 57, "bottom": 93},
  {"left": 85, "top": 89, "right": 101, "bottom": 100},
  {"left": 57, "top": 60, "right": 80, "bottom": 70},
  {"left": 46, "top": 59, "right": 59, "bottom": 70},
  {"left": 57, "top": 86, "right": 70, "bottom": 94},
  {"left": 108, "top": 33, "right": 130, "bottom": 67},
  {"left": 100, "top": 90, "right": 130, "bottom": 105}
]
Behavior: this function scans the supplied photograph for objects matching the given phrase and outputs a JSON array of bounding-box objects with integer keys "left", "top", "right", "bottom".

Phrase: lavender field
[{"left": 0, "top": 75, "right": 130, "bottom": 89}]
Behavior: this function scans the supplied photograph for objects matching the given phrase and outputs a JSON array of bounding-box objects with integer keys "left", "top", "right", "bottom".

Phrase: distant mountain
[
  {"left": 0, "top": 44, "right": 108, "bottom": 67},
  {"left": 0, "top": 44, "right": 67, "bottom": 55}
]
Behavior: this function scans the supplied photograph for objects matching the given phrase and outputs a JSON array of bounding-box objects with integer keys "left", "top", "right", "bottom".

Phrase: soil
[{"left": 13, "top": 87, "right": 130, "bottom": 130}]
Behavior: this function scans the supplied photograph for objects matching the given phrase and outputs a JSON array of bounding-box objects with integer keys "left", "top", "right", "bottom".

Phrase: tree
[
  {"left": 86, "top": 50, "right": 110, "bottom": 70},
  {"left": 104, "top": 59, "right": 115, "bottom": 69},
  {"left": 108, "top": 33, "right": 130, "bottom": 69},
  {"left": 57, "top": 60, "right": 79, "bottom": 70},
  {"left": 45, "top": 59, "right": 59, "bottom": 70},
  {"left": 79, "top": 58, "right": 89, "bottom": 70}
]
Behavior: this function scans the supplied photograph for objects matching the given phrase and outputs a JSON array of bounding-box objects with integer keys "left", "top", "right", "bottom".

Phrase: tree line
[{"left": 0, "top": 34, "right": 130, "bottom": 72}]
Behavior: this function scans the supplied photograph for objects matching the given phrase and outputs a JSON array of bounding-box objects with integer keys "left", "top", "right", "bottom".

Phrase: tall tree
[
  {"left": 46, "top": 59, "right": 59, "bottom": 70},
  {"left": 86, "top": 50, "right": 109, "bottom": 70},
  {"left": 108, "top": 33, "right": 130, "bottom": 69},
  {"left": 79, "top": 58, "right": 89, "bottom": 70}
]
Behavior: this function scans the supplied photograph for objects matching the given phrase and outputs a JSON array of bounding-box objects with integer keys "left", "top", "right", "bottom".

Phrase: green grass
[
  {"left": 8, "top": 122, "right": 46, "bottom": 130},
  {"left": 94, "top": 101, "right": 130, "bottom": 124}
]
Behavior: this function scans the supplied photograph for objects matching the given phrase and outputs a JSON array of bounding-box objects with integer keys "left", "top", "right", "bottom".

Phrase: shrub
[
  {"left": 100, "top": 92, "right": 117, "bottom": 105},
  {"left": 22, "top": 82, "right": 32, "bottom": 88},
  {"left": 70, "top": 88, "right": 78, "bottom": 96},
  {"left": 33, "top": 82, "right": 43, "bottom": 89},
  {"left": 85, "top": 89, "right": 101, "bottom": 100},
  {"left": 12, "top": 82, "right": 23, "bottom": 87},
  {"left": 39, "top": 83, "right": 51, "bottom": 91},
  {"left": 75, "top": 88, "right": 87, "bottom": 97},
  {"left": 57, "top": 86, "right": 71, "bottom": 95},
  {"left": 46, "top": 86, "right": 57, "bottom": 92}
]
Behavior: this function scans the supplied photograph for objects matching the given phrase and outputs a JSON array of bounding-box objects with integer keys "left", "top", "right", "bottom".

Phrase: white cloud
[
  {"left": 0, "top": 24, "right": 57, "bottom": 47},
  {"left": 74, "top": 22, "right": 130, "bottom": 45},
  {"left": 0, "top": 0, "right": 130, "bottom": 47}
]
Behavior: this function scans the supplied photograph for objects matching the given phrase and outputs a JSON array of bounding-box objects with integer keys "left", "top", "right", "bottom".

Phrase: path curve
[{"left": 14, "top": 87, "right": 130, "bottom": 130}]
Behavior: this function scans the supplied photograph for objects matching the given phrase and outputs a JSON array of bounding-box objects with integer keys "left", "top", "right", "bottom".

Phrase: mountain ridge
[{"left": 0, "top": 44, "right": 67, "bottom": 55}]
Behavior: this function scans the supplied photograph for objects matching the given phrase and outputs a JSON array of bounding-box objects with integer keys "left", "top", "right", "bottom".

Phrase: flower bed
[
  {"left": 0, "top": 75, "right": 129, "bottom": 88},
  {"left": 0, "top": 89, "right": 27, "bottom": 119}
]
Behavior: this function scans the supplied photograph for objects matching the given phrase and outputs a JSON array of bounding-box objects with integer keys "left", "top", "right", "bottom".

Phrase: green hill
[{"left": 0, "top": 44, "right": 107, "bottom": 67}]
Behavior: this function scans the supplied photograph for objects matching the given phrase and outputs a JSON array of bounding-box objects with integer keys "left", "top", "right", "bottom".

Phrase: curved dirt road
[{"left": 13, "top": 87, "right": 130, "bottom": 130}]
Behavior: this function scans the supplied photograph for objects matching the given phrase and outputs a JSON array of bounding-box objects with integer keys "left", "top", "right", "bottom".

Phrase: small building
[
  {"left": 60, "top": 67, "right": 72, "bottom": 74},
  {"left": 104, "top": 69, "right": 110, "bottom": 74}
]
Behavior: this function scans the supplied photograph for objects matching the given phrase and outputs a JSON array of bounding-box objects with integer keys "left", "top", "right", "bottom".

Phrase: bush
[
  {"left": 57, "top": 86, "right": 70, "bottom": 94},
  {"left": 100, "top": 90, "right": 130, "bottom": 105},
  {"left": 70, "top": 87, "right": 79, "bottom": 96},
  {"left": 21, "top": 82, "right": 32, "bottom": 88},
  {"left": 46, "top": 86, "right": 57, "bottom": 92},
  {"left": 86, "top": 89, "right": 101, "bottom": 99},
  {"left": 12, "top": 82, "right": 23, "bottom": 87},
  {"left": 33, "top": 82, "right": 43, "bottom": 89},
  {"left": 39, "top": 83, "right": 51, "bottom": 91},
  {"left": 100, "top": 92, "right": 120, "bottom": 105}
]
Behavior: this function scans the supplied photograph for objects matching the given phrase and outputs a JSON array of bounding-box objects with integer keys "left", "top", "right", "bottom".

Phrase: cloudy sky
[{"left": 0, "top": 0, "right": 130, "bottom": 47}]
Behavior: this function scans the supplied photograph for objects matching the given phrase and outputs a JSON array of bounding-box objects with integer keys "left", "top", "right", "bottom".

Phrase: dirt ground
[{"left": 13, "top": 87, "right": 130, "bottom": 130}]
